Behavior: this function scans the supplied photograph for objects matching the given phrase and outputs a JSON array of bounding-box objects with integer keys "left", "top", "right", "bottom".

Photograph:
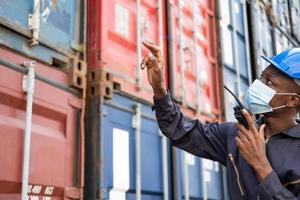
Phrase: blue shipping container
[
  {"left": 85, "top": 93, "right": 172, "bottom": 200},
  {"left": 85, "top": 92, "right": 226, "bottom": 200},
  {"left": 173, "top": 148, "right": 224, "bottom": 200},
  {"left": 0, "top": 0, "right": 84, "bottom": 66}
]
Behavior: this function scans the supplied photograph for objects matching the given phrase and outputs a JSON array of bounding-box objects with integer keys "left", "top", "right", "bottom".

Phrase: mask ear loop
[
  {"left": 276, "top": 92, "right": 300, "bottom": 96},
  {"left": 272, "top": 93, "right": 300, "bottom": 110},
  {"left": 272, "top": 104, "right": 288, "bottom": 110}
]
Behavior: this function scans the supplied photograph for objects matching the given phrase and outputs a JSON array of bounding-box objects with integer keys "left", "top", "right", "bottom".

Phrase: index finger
[
  {"left": 242, "top": 109, "right": 257, "bottom": 132},
  {"left": 142, "top": 41, "right": 163, "bottom": 62},
  {"left": 143, "top": 41, "right": 160, "bottom": 52}
]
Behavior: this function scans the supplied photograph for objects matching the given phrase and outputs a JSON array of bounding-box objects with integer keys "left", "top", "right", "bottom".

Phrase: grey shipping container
[
  {"left": 248, "top": 0, "right": 300, "bottom": 77},
  {"left": 219, "top": 0, "right": 252, "bottom": 121}
]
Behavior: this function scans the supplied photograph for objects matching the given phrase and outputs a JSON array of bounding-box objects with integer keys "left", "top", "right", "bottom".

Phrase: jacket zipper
[
  {"left": 229, "top": 154, "right": 245, "bottom": 196},
  {"left": 283, "top": 179, "right": 300, "bottom": 187}
]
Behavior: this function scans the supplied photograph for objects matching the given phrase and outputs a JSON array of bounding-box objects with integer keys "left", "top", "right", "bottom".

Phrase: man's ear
[{"left": 287, "top": 95, "right": 300, "bottom": 107}]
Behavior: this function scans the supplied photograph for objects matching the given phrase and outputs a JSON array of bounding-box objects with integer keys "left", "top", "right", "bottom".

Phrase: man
[{"left": 141, "top": 41, "right": 300, "bottom": 200}]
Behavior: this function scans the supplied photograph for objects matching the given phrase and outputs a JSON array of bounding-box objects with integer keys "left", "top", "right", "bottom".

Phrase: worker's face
[{"left": 259, "top": 65, "right": 300, "bottom": 112}]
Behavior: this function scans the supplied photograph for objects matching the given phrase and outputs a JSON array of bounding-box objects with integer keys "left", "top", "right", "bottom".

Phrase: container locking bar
[
  {"left": 21, "top": 61, "right": 35, "bottom": 200},
  {"left": 132, "top": 103, "right": 142, "bottom": 200},
  {"left": 159, "top": 130, "right": 170, "bottom": 200}
]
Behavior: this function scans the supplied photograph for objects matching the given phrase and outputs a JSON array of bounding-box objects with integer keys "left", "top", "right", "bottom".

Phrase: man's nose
[{"left": 259, "top": 77, "right": 267, "bottom": 84}]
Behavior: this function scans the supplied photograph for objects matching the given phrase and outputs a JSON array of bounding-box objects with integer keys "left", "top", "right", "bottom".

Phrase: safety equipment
[
  {"left": 262, "top": 48, "right": 300, "bottom": 86},
  {"left": 245, "top": 79, "right": 299, "bottom": 114}
]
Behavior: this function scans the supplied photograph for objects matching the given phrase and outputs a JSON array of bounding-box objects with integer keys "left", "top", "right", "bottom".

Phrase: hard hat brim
[{"left": 261, "top": 55, "right": 291, "bottom": 78}]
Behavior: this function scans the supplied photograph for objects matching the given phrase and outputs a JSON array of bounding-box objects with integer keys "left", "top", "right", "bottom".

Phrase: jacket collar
[
  {"left": 281, "top": 119, "right": 300, "bottom": 139},
  {"left": 257, "top": 117, "right": 300, "bottom": 139}
]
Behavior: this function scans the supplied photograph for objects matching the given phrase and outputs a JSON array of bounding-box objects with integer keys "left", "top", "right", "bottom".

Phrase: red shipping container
[
  {"left": 168, "top": 0, "right": 220, "bottom": 119},
  {"left": 87, "top": 0, "right": 167, "bottom": 102},
  {"left": 0, "top": 47, "right": 84, "bottom": 200}
]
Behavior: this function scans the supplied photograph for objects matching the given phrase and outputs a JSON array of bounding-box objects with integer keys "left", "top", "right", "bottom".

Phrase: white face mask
[{"left": 245, "top": 79, "right": 299, "bottom": 114}]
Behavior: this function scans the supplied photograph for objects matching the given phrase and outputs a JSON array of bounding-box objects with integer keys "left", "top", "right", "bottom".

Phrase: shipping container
[
  {"left": 0, "top": 0, "right": 85, "bottom": 69},
  {"left": 172, "top": 149, "right": 224, "bottom": 200},
  {"left": 217, "top": 1, "right": 253, "bottom": 198},
  {"left": 289, "top": 0, "right": 300, "bottom": 42},
  {"left": 87, "top": 0, "right": 167, "bottom": 103},
  {"left": 248, "top": 0, "right": 299, "bottom": 77},
  {"left": 85, "top": 1, "right": 225, "bottom": 200},
  {"left": 218, "top": 0, "right": 252, "bottom": 121},
  {"left": 85, "top": 93, "right": 171, "bottom": 200},
  {"left": 0, "top": 47, "right": 84, "bottom": 199},
  {"left": 166, "top": 0, "right": 220, "bottom": 119}
]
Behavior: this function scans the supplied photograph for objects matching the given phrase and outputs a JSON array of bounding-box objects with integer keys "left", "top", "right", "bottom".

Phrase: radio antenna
[{"left": 224, "top": 85, "right": 244, "bottom": 109}]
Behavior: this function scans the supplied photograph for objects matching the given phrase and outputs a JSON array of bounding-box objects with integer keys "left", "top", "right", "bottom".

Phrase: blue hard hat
[{"left": 261, "top": 48, "right": 300, "bottom": 80}]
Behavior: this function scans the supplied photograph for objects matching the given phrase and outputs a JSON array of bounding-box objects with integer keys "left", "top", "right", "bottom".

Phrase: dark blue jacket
[{"left": 154, "top": 92, "right": 300, "bottom": 199}]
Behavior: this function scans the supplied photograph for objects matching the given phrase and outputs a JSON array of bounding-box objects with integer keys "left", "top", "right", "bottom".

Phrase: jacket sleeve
[
  {"left": 258, "top": 170, "right": 300, "bottom": 199},
  {"left": 153, "top": 91, "right": 230, "bottom": 166}
]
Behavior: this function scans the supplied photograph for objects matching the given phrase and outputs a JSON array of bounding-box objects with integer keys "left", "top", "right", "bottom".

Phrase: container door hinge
[
  {"left": 71, "top": 41, "right": 84, "bottom": 52},
  {"left": 65, "top": 187, "right": 83, "bottom": 199},
  {"left": 70, "top": 59, "right": 87, "bottom": 90},
  {"left": 28, "top": 0, "right": 40, "bottom": 46},
  {"left": 87, "top": 68, "right": 113, "bottom": 99},
  {"left": 132, "top": 103, "right": 141, "bottom": 129},
  {"left": 22, "top": 61, "right": 36, "bottom": 93}
]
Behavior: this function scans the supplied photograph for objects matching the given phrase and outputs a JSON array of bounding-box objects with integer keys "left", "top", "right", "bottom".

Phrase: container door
[
  {"left": 0, "top": 48, "right": 83, "bottom": 200},
  {"left": 87, "top": 0, "right": 167, "bottom": 102},
  {"left": 97, "top": 94, "right": 171, "bottom": 200},
  {"left": 253, "top": 2, "right": 275, "bottom": 75},
  {"left": 289, "top": 0, "right": 300, "bottom": 42},
  {"left": 271, "top": 0, "right": 295, "bottom": 53},
  {"left": 0, "top": 0, "right": 82, "bottom": 53},
  {"left": 168, "top": 0, "right": 219, "bottom": 117},
  {"left": 173, "top": 149, "right": 224, "bottom": 200},
  {"left": 220, "top": 0, "right": 252, "bottom": 118}
]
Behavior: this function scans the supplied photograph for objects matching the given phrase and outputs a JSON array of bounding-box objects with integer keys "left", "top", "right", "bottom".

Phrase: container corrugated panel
[
  {"left": 250, "top": 1, "right": 275, "bottom": 76},
  {"left": 167, "top": 0, "right": 220, "bottom": 118},
  {"left": 249, "top": 0, "right": 298, "bottom": 77},
  {"left": 87, "top": 0, "right": 167, "bottom": 103},
  {"left": 85, "top": 94, "right": 171, "bottom": 200},
  {"left": 219, "top": 0, "right": 251, "bottom": 121},
  {"left": 271, "top": 0, "right": 296, "bottom": 52},
  {"left": 172, "top": 149, "right": 224, "bottom": 199},
  {"left": 289, "top": 0, "right": 300, "bottom": 42},
  {"left": 0, "top": 47, "right": 84, "bottom": 199},
  {"left": 0, "top": 0, "right": 84, "bottom": 68}
]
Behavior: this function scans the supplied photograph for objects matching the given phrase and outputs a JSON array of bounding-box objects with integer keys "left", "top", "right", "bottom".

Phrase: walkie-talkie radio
[{"left": 224, "top": 86, "right": 251, "bottom": 130}]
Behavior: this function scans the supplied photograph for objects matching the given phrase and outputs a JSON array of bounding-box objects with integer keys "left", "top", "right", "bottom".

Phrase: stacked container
[
  {"left": 249, "top": 0, "right": 300, "bottom": 77},
  {"left": 167, "top": 0, "right": 224, "bottom": 199},
  {"left": 5, "top": 0, "right": 300, "bottom": 199},
  {"left": 0, "top": 0, "right": 85, "bottom": 199},
  {"left": 85, "top": 0, "right": 172, "bottom": 199},
  {"left": 219, "top": 0, "right": 252, "bottom": 121},
  {"left": 87, "top": 0, "right": 167, "bottom": 101},
  {"left": 167, "top": 0, "right": 220, "bottom": 119},
  {"left": 86, "top": 0, "right": 224, "bottom": 199}
]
